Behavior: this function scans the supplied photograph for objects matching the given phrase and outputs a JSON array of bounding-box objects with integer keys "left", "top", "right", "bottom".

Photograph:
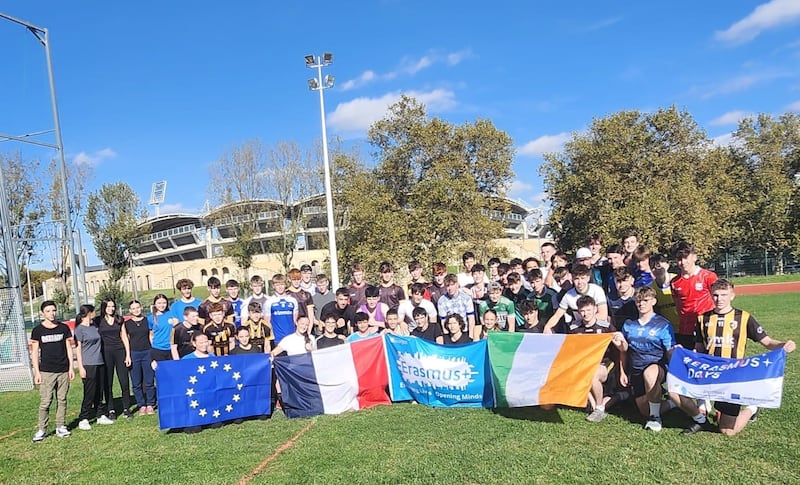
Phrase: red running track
[{"left": 735, "top": 281, "right": 800, "bottom": 295}]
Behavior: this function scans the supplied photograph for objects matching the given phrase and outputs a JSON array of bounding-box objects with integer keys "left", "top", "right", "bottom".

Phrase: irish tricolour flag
[{"left": 488, "top": 333, "right": 613, "bottom": 408}]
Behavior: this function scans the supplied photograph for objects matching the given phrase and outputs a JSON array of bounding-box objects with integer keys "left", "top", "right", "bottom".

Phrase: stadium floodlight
[
  {"left": 304, "top": 53, "right": 339, "bottom": 289},
  {"left": 149, "top": 180, "right": 167, "bottom": 216}
]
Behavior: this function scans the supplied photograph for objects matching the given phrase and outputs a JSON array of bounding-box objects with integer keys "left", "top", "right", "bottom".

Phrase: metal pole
[
  {"left": 315, "top": 58, "right": 340, "bottom": 289},
  {"left": 27, "top": 248, "right": 35, "bottom": 323}
]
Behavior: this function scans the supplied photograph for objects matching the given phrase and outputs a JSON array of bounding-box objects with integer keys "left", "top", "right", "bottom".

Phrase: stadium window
[
  {"left": 201, "top": 269, "right": 208, "bottom": 279},
  {"left": 146, "top": 275, "right": 152, "bottom": 290},
  {"left": 222, "top": 267, "right": 230, "bottom": 279},
  {"left": 212, "top": 268, "right": 219, "bottom": 276}
]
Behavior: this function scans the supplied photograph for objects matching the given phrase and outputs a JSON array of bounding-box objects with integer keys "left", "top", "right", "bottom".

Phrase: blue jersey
[
  {"left": 149, "top": 310, "right": 175, "bottom": 351},
  {"left": 228, "top": 298, "right": 243, "bottom": 327},
  {"left": 622, "top": 314, "right": 675, "bottom": 372},
  {"left": 266, "top": 294, "right": 299, "bottom": 343},
  {"left": 171, "top": 297, "right": 203, "bottom": 326}
]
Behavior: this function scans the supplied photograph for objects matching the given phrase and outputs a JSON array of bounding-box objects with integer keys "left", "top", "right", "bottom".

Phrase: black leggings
[
  {"left": 79, "top": 364, "right": 105, "bottom": 421},
  {"left": 102, "top": 347, "right": 131, "bottom": 413}
]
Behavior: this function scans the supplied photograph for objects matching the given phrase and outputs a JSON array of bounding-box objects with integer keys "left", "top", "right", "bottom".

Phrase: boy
[
  {"left": 348, "top": 263, "right": 368, "bottom": 307},
  {"left": 30, "top": 300, "right": 74, "bottom": 442},
  {"left": 406, "top": 260, "right": 430, "bottom": 298},
  {"left": 312, "top": 274, "right": 335, "bottom": 333},
  {"left": 621, "top": 229, "right": 639, "bottom": 267},
  {"left": 397, "top": 283, "right": 437, "bottom": 330},
  {"left": 319, "top": 287, "right": 354, "bottom": 337},
  {"left": 614, "top": 287, "right": 676, "bottom": 432},
  {"left": 478, "top": 282, "right": 515, "bottom": 331},
  {"left": 604, "top": 244, "right": 627, "bottom": 299},
  {"left": 544, "top": 265, "right": 608, "bottom": 333},
  {"left": 608, "top": 267, "right": 638, "bottom": 329},
  {"left": 567, "top": 296, "right": 617, "bottom": 423},
  {"left": 198, "top": 276, "right": 233, "bottom": 325},
  {"left": 377, "top": 261, "right": 406, "bottom": 310},
  {"left": 347, "top": 312, "right": 375, "bottom": 343},
  {"left": 230, "top": 327, "right": 263, "bottom": 355},
  {"left": 427, "top": 263, "right": 448, "bottom": 312},
  {"left": 171, "top": 306, "right": 203, "bottom": 359},
  {"left": 466, "top": 263, "right": 489, "bottom": 303},
  {"left": 518, "top": 300, "right": 545, "bottom": 333},
  {"left": 670, "top": 241, "right": 717, "bottom": 349},
  {"left": 457, "top": 251, "right": 476, "bottom": 287},
  {"left": 384, "top": 308, "right": 410, "bottom": 336},
  {"left": 410, "top": 307, "right": 444, "bottom": 344},
  {"left": 487, "top": 257, "right": 501, "bottom": 283},
  {"left": 359, "top": 285, "right": 389, "bottom": 332},
  {"left": 503, "top": 272, "right": 530, "bottom": 330},
  {"left": 316, "top": 313, "right": 347, "bottom": 349},
  {"left": 264, "top": 274, "right": 300, "bottom": 343},
  {"left": 299, "top": 264, "right": 316, "bottom": 295},
  {"left": 287, "top": 268, "right": 315, "bottom": 321},
  {"left": 631, "top": 245, "right": 654, "bottom": 288},
  {"left": 525, "top": 269, "right": 558, "bottom": 327},
  {"left": 202, "top": 301, "right": 237, "bottom": 357},
  {"left": 241, "top": 301, "right": 273, "bottom": 353},
  {"left": 225, "top": 279, "right": 243, "bottom": 327},
  {"left": 673, "top": 279, "right": 796, "bottom": 436},
  {"left": 437, "top": 274, "right": 476, "bottom": 336},
  {"left": 170, "top": 278, "right": 203, "bottom": 326},
  {"left": 649, "top": 254, "right": 680, "bottom": 331},
  {"left": 240, "top": 275, "right": 269, "bottom": 325}
]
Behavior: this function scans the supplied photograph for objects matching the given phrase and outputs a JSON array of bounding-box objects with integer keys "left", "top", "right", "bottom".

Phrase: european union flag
[{"left": 155, "top": 354, "right": 271, "bottom": 430}]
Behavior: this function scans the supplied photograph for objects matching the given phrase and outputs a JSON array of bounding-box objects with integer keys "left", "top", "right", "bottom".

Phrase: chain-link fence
[
  {"left": 0, "top": 287, "right": 34, "bottom": 392},
  {"left": 708, "top": 250, "right": 800, "bottom": 278}
]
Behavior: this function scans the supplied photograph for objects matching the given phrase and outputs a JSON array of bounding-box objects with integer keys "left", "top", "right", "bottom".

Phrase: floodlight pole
[
  {"left": 1, "top": 12, "right": 85, "bottom": 311},
  {"left": 306, "top": 54, "right": 340, "bottom": 289}
]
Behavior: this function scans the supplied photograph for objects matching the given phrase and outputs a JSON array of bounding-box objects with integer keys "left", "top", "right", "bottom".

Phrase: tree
[
  {"left": 335, "top": 95, "right": 514, "bottom": 276},
  {"left": 541, "top": 106, "right": 748, "bottom": 257},
  {"left": 733, "top": 112, "right": 800, "bottom": 266},
  {"left": 0, "top": 151, "right": 45, "bottom": 276},
  {"left": 85, "top": 182, "right": 149, "bottom": 282}
]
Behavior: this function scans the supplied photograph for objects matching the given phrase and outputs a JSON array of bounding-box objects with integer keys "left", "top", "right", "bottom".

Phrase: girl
[
  {"left": 181, "top": 332, "right": 211, "bottom": 359},
  {"left": 272, "top": 316, "right": 316, "bottom": 356},
  {"left": 479, "top": 309, "right": 500, "bottom": 340},
  {"left": 95, "top": 298, "right": 132, "bottom": 420},
  {"left": 74, "top": 304, "right": 113, "bottom": 429},
  {"left": 148, "top": 294, "right": 174, "bottom": 364},
  {"left": 124, "top": 300, "right": 155, "bottom": 415},
  {"left": 443, "top": 314, "right": 472, "bottom": 345}
]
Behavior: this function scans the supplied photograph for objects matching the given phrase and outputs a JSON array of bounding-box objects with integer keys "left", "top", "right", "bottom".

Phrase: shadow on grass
[{"left": 491, "top": 405, "right": 565, "bottom": 423}]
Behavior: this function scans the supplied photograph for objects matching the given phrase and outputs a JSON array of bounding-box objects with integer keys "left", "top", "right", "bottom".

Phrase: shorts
[
  {"left": 600, "top": 358, "right": 617, "bottom": 397},
  {"left": 630, "top": 364, "right": 666, "bottom": 398},
  {"left": 151, "top": 349, "right": 172, "bottom": 362},
  {"left": 714, "top": 401, "right": 741, "bottom": 417}
]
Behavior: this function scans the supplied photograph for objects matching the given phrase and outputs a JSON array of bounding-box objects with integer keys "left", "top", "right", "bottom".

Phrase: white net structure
[{"left": 0, "top": 287, "right": 34, "bottom": 391}]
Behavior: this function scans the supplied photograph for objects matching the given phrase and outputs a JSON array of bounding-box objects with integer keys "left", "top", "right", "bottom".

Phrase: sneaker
[
  {"left": 32, "top": 429, "right": 46, "bottom": 443},
  {"left": 682, "top": 420, "right": 715, "bottom": 435},
  {"left": 78, "top": 419, "right": 92, "bottom": 431},
  {"left": 97, "top": 415, "right": 114, "bottom": 425},
  {"left": 122, "top": 410, "right": 133, "bottom": 419},
  {"left": 108, "top": 410, "right": 117, "bottom": 421},
  {"left": 749, "top": 409, "right": 759, "bottom": 423},
  {"left": 586, "top": 408, "right": 607, "bottom": 423},
  {"left": 55, "top": 426, "right": 71, "bottom": 438},
  {"left": 146, "top": 406, "right": 156, "bottom": 415},
  {"left": 644, "top": 416, "right": 662, "bottom": 432}
]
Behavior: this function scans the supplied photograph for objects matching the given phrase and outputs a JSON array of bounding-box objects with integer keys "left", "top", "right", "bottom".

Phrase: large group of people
[{"left": 29, "top": 234, "right": 795, "bottom": 442}]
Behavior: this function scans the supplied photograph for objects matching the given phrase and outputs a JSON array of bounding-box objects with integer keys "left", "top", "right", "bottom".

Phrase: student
[
  {"left": 674, "top": 279, "right": 796, "bottom": 436},
  {"left": 443, "top": 314, "right": 472, "bottom": 345},
  {"left": 518, "top": 300, "right": 545, "bottom": 333},
  {"left": 347, "top": 312, "right": 375, "bottom": 343},
  {"left": 437, "top": 274, "right": 476, "bottom": 337},
  {"left": 466, "top": 263, "right": 489, "bottom": 303},
  {"left": 203, "top": 301, "right": 236, "bottom": 357},
  {"left": 124, "top": 300, "right": 155, "bottom": 416},
  {"left": 539, "top": 242, "right": 557, "bottom": 283},
  {"left": 299, "top": 263, "right": 316, "bottom": 295},
  {"left": 230, "top": 326, "right": 263, "bottom": 355},
  {"left": 669, "top": 241, "right": 718, "bottom": 349},
  {"left": 348, "top": 263, "right": 368, "bottom": 308},
  {"left": 406, "top": 260, "right": 430, "bottom": 298},
  {"left": 95, "top": 298, "right": 132, "bottom": 420},
  {"left": 377, "top": 261, "right": 406, "bottom": 310},
  {"left": 544, "top": 251, "right": 569, "bottom": 292},
  {"left": 552, "top": 267, "right": 572, "bottom": 301},
  {"left": 478, "top": 282, "right": 515, "bottom": 332},
  {"left": 487, "top": 257, "right": 502, "bottom": 283},
  {"left": 287, "top": 268, "right": 315, "bottom": 321},
  {"left": 410, "top": 307, "right": 444, "bottom": 344},
  {"left": 649, "top": 254, "right": 680, "bottom": 331},
  {"left": 478, "top": 309, "right": 501, "bottom": 339},
  {"left": 503, "top": 272, "right": 530, "bottom": 330},
  {"left": 614, "top": 287, "right": 677, "bottom": 432},
  {"left": 632, "top": 245, "right": 654, "bottom": 288},
  {"left": 359, "top": 285, "right": 389, "bottom": 333},
  {"left": 604, "top": 244, "right": 627, "bottom": 299},
  {"left": 225, "top": 279, "right": 244, "bottom": 327},
  {"left": 312, "top": 274, "right": 334, "bottom": 333},
  {"left": 170, "top": 278, "right": 203, "bottom": 327},
  {"left": 567, "top": 296, "right": 617, "bottom": 423},
  {"left": 75, "top": 304, "right": 111, "bottom": 431},
  {"left": 457, "top": 251, "right": 476, "bottom": 287},
  {"left": 316, "top": 314, "right": 347, "bottom": 349},
  {"left": 525, "top": 269, "right": 559, "bottom": 328},
  {"left": 397, "top": 283, "right": 437, "bottom": 331},
  {"left": 621, "top": 229, "right": 639, "bottom": 267},
  {"left": 264, "top": 274, "right": 300, "bottom": 344},
  {"left": 171, "top": 307, "right": 203, "bottom": 360},
  {"left": 148, "top": 293, "right": 175, "bottom": 364},
  {"left": 320, "top": 287, "right": 355, "bottom": 337},
  {"left": 31, "top": 300, "right": 75, "bottom": 442},
  {"left": 272, "top": 316, "right": 316, "bottom": 355},
  {"left": 198, "top": 276, "right": 233, "bottom": 325},
  {"left": 182, "top": 332, "right": 212, "bottom": 359},
  {"left": 240, "top": 275, "right": 269, "bottom": 325},
  {"left": 608, "top": 267, "right": 638, "bottom": 329},
  {"left": 427, "top": 262, "right": 448, "bottom": 312},
  {"left": 241, "top": 301, "right": 273, "bottom": 353},
  {"left": 384, "top": 308, "right": 410, "bottom": 336},
  {"left": 544, "top": 265, "right": 608, "bottom": 333}
]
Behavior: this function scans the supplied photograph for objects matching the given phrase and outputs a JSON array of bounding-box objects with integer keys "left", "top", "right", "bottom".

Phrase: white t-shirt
[
  {"left": 558, "top": 283, "right": 607, "bottom": 323},
  {"left": 277, "top": 333, "right": 315, "bottom": 356},
  {"left": 397, "top": 299, "right": 437, "bottom": 330}
]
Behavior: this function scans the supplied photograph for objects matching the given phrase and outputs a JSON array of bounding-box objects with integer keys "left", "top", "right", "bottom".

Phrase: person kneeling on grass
[
  {"left": 614, "top": 287, "right": 678, "bottom": 432},
  {"left": 347, "top": 312, "right": 376, "bottom": 343},
  {"left": 181, "top": 333, "right": 212, "bottom": 359}
]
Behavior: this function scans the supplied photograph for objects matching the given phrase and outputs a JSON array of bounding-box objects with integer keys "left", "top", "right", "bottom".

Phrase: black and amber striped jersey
[{"left": 695, "top": 308, "right": 767, "bottom": 358}]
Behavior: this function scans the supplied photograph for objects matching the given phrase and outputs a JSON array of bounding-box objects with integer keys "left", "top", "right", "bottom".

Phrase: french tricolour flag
[{"left": 273, "top": 336, "right": 390, "bottom": 418}]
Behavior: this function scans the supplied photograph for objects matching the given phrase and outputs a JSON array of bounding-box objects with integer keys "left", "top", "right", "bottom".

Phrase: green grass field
[{"left": 3, "top": 292, "right": 800, "bottom": 484}]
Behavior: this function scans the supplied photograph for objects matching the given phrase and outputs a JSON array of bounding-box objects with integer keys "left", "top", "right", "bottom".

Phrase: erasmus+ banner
[
  {"left": 155, "top": 354, "right": 271, "bottom": 429},
  {"left": 384, "top": 334, "right": 494, "bottom": 408},
  {"left": 667, "top": 346, "right": 786, "bottom": 408}
]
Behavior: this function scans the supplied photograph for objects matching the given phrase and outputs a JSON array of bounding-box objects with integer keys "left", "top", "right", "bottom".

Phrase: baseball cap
[
  {"left": 300, "top": 264, "right": 313, "bottom": 272},
  {"left": 488, "top": 281, "right": 503, "bottom": 291},
  {"left": 575, "top": 247, "right": 592, "bottom": 259}
]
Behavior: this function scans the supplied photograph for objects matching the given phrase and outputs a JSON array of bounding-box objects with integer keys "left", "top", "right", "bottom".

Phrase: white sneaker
[
  {"left": 586, "top": 407, "right": 607, "bottom": 423},
  {"left": 644, "top": 416, "right": 663, "bottom": 432},
  {"left": 32, "top": 429, "right": 46, "bottom": 443},
  {"left": 97, "top": 415, "right": 114, "bottom": 425},
  {"left": 55, "top": 426, "right": 71, "bottom": 438},
  {"left": 78, "top": 419, "right": 92, "bottom": 431}
]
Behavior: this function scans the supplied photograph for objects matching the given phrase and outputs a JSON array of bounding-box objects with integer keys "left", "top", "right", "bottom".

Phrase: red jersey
[{"left": 670, "top": 268, "right": 718, "bottom": 335}]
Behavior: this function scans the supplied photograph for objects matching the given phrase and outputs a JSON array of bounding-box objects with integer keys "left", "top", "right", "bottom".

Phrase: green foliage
[
  {"left": 336, "top": 95, "right": 515, "bottom": 276},
  {"left": 85, "top": 182, "right": 150, "bottom": 282},
  {"left": 0, "top": 151, "right": 45, "bottom": 270},
  {"left": 93, "top": 280, "right": 131, "bottom": 310},
  {"left": 541, "top": 106, "right": 748, "bottom": 256},
  {"left": 51, "top": 286, "right": 69, "bottom": 310}
]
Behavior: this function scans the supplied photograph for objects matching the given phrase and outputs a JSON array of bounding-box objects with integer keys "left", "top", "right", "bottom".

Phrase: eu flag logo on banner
[{"left": 155, "top": 354, "right": 272, "bottom": 429}]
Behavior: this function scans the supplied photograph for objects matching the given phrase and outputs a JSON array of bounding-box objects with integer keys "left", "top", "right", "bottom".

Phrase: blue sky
[{"left": 2, "top": 1, "right": 800, "bottom": 266}]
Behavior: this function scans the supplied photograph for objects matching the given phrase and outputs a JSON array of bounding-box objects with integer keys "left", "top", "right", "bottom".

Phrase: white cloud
[
  {"left": 327, "top": 89, "right": 456, "bottom": 133},
  {"left": 696, "top": 71, "right": 786, "bottom": 99},
  {"left": 405, "top": 56, "right": 433, "bottom": 75},
  {"left": 507, "top": 179, "right": 533, "bottom": 197},
  {"left": 72, "top": 148, "right": 117, "bottom": 166},
  {"left": 446, "top": 49, "right": 472, "bottom": 65},
  {"left": 716, "top": 0, "right": 800, "bottom": 44},
  {"left": 340, "top": 70, "right": 377, "bottom": 91},
  {"left": 156, "top": 203, "right": 194, "bottom": 215},
  {"left": 518, "top": 133, "right": 570, "bottom": 157},
  {"left": 709, "top": 110, "right": 753, "bottom": 126},
  {"left": 786, "top": 100, "right": 800, "bottom": 111},
  {"left": 711, "top": 132, "right": 734, "bottom": 147},
  {"left": 339, "top": 49, "right": 472, "bottom": 92}
]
